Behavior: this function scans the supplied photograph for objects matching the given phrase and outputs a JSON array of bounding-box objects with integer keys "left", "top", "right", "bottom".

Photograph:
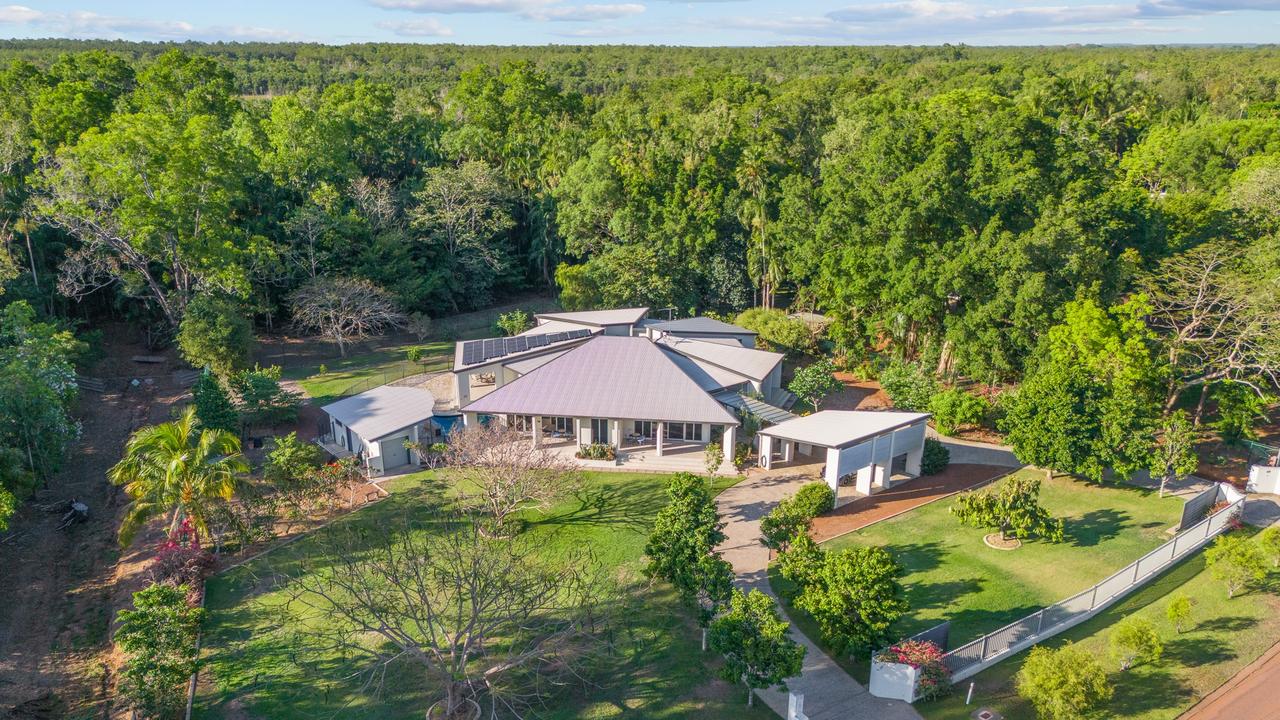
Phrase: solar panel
[
  {"left": 460, "top": 329, "right": 595, "bottom": 366},
  {"left": 530, "top": 335, "right": 547, "bottom": 347},
  {"left": 513, "top": 336, "right": 528, "bottom": 352}
]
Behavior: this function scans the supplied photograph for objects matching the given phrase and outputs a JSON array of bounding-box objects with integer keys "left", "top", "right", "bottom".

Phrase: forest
[{"left": 0, "top": 40, "right": 1279, "bottom": 528}]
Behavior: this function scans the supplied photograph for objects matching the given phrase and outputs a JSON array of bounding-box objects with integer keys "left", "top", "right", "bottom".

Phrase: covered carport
[{"left": 757, "top": 411, "right": 930, "bottom": 498}]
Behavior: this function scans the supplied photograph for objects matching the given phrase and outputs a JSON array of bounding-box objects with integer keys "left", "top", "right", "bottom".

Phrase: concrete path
[{"left": 715, "top": 470, "right": 924, "bottom": 720}]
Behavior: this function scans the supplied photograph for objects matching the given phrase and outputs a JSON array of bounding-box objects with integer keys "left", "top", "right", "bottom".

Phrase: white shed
[
  {"left": 321, "top": 386, "right": 438, "bottom": 474},
  {"left": 757, "top": 411, "right": 930, "bottom": 497}
]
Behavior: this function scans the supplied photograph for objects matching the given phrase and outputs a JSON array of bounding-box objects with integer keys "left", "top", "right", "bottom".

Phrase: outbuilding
[
  {"left": 321, "top": 386, "right": 440, "bottom": 475},
  {"left": 756, "top": 410, "right": 930, "bottom": 497}
]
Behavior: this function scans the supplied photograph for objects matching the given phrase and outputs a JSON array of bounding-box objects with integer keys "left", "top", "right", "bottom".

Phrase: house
[
  {"left": 320, "top": 386, "right": 442, "bottom": 475},
  {"left": 756, "top": 410, "right": 930, "bottom": 496},
  {"left": 452, "top": 308, "right": 791, "bottom": 473}
]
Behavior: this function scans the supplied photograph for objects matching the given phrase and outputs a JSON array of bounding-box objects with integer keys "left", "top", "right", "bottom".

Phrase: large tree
[
  {"left": 792, "top": 546, "right": 908, "bottom": 656},
  {"left": 708, "top": 588, "right": 805, "bottom": 708},
  {"left": 288, "top": 276, "right": 405, "bottom": 357}
]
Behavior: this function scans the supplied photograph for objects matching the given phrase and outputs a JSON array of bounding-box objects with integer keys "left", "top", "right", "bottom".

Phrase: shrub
[
  {"left": 705, "top": 442, "right": 725, "bottom": 474},
  {"left": 576, "top": 442, "right": 616, "bottom": 461},
  {"left": 1213, "top": 382, "right": 1268, "bottom": 445},
  {"left": 875, "top": 640, "right": 951, "bottom": 701},
  {"left": 929, "top": 387, "right": 990, "bottom": 435},
  {"left": 734, "top": 441, "right": 753, "bottom": 470},
  {"left": 1165, "top": 593, "right": 1194, "bottom": 632},
  {"left": 777, "top": 532, "right": 825, "bottom": 587},
  {"left": 878, "top": 359, "right": 937, "bottom": 412},
  {"left": 792, "top": 482, "right": 835, "bottom": 517},
  {"left": 1109, "top": 616, "right": 1163, "bottom": 671},
  {"left": 229, "top": 365, "right": 302, "bottom": 428},
  {"left": 921, "top": 438, "right": 950, "bottom": 475},
  {"left": 406, "top": 346, "right": 423, "bottom": 363},
  {"left": 496, "top": 309, "right": 531, "bottom": 336},
  {"left": 192, "top": 369, "right": 238, "bottom": 434},
  {"left": 150, "top": 518, "right": 215, "bottom": 594},
  {"left": 1017, "top": 643, "right": 1112, "bottom": 720},
  {"left": 115, "top": 583, "right": 206, "bottom": 719},
  {"left": 735, "top": 308, "right": 816, "bottom": 357}
]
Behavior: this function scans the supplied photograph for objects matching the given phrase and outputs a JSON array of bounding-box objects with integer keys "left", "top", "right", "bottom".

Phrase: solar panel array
[{"left": 460, "top": 328, "right": 591, "bottom": 366}]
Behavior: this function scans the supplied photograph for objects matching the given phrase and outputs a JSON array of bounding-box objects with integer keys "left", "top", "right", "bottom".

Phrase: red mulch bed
[{"left": 810, "top": 463, "right": 1013, "bottom": 542}]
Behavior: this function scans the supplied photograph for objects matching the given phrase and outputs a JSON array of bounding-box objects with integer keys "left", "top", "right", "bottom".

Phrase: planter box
[{"left": 869, "top": 659, "right": 919, "bottom": 703}]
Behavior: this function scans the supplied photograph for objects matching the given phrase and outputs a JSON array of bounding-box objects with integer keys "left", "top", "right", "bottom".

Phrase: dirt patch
[
  {"left": 822, "top": 374, "right": 892, "bottom": 411},
  {"left": 810, "top": 463, "right": 1013, "bottom": 542},
  {"left": 983, "top": 533, "right": 1022, "bottom": 550},
  {"left": 0, "top": 322, "right": 188, "bottom": 718}
]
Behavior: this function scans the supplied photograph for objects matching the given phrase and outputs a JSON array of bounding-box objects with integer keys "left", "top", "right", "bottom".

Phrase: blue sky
[{"left": 1, "top": 0, "right": 1278, "bottom": 45}]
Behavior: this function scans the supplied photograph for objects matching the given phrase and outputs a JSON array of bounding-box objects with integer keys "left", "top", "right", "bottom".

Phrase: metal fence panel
[
  {"left": 1137, "top": 543, "right": 1175, "bottom": 580},
  {"left": 1094, "top": 564, "right": 1137, "bottom": 604},
  {"left": 982, "top": 615, "right": 1040, "bottom": 659}
]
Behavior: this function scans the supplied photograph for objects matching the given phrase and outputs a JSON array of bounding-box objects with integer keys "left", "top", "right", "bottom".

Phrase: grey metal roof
[
  {"left": 648, "top": 317, "right": 757, "bottom": 335},
  {"left": 656, "top": 335, "right": 783, "bottom": 381},
  {"left": 534, "top": 307, "right": 649, "bottom": 327},
  {"left": 713, "top": 390, "right": 798, "bottom": 425},
  {"left": 757, "top": 410, "right": 930, "bottom": 449},
  {"left": 322, "top": 386, "right": 435, "bottom": 441},
  {"left": 660, "top": 348, "right": 753, "bottom": 392},
  {"left": 462, "top": 335, "right": 738, "bottom": 425}
]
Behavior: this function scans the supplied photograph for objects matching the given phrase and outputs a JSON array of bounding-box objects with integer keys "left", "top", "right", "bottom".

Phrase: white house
[
  {"left": 756, "top": 410, "right": 931, "bottom": 496},
  {"left": 321, "top": 386, "right": 441, "bottom": 475}
]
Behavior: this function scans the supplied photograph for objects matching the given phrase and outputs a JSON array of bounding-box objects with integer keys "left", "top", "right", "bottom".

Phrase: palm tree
[{"left": 109, "top": 406, "right": 247, "bottom": 546}]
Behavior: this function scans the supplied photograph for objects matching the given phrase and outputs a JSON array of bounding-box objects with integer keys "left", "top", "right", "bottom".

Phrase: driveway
[{"left": 715, "top": 469, "right": 924, "bottom": 720}]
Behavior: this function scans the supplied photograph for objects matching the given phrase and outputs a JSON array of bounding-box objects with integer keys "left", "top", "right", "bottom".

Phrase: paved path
[
  {"left": 715, "top": 469, "right": 924, "bottom": 720},
  {"left": 929, "top": 433, "right": 1022, "bottom": 468}
]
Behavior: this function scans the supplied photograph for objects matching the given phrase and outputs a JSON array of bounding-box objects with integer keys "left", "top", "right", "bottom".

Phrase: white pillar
[
  {"left": 531, "top": 415, "right": 542, "bottom": 448},
  {"left": 463, "top": 411, "right": 478, "bottom": 427},
  {"left": 760, "top": 435, "right": 774, "bottom": 469},
  {"left": 883, "top": 432, "right": 897, "bottom": 489},
  {"left": 825, "top": 447, "right": 841, "bottom": 490},
  {"left": 656, "top": 421, "right": 665, "bottom": 457},
  {"left": 782, "top": 441, "right": 794, "bottom": 463},
  {"left": 856, "top": 464, "right": 874, "bottom": 496},
  {"left": 720, "top": 424, "right": 737, "bottom": 474},
  {"left": 906, "top": 423, "right": 925, "bottom": 475},
  {"left": 611, "top": 419, "right": 621, "bottom": 449},
  {"left": 454, "top": 372, "right": 470, "bottom": 407}
]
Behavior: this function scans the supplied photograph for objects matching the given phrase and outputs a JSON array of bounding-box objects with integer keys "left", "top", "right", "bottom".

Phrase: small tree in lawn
[
  {"left": 788, "top": 359, "right": 843, "bottom": 411},
  {"left": 288, "top": 276, "right": 406, "bottom": 357},
  {"left": 709, "top": 588, "right": 805, "bottom": 708},
  {"left": 1165, "top": 593, "right": 1194, "bottom": 633},
  {"left": 1258, "top": 526, "right": 1280, "bottom": 567},
  {"left": 406, "top": 311, "right": 433, "bottom": 342},
  {"left": 115, "top": 582, "right": 206, "bottom": 719},
  {"left": 1205, "top": 533, "right": 1267, "bottom": 598},
  {"left": 445, "top": 423, "right": 580, "bottom": 536},
  {"left": 704, "top": 441, "right": 724, "bottom": 475},
  {"left": 793, "top": 546, "right": 908, "bottom": 656},
  {"left": 496, "top": 309, "right": 531, "bottom": 336},
  {"left": 645, "top": 472, "right": 733, "bottom": 649},
  {"left": 951, "top": 475, "right": 1065, "bottom": 544},
  {"left": 1148, "top": 410, "right": 1199, "bottom": 498},
  {"left": 1109, "top": 616, "right": 1163, "bottom": 671},
  {"left": 1017, "top": 642, "right": 1112, "bottom": 720},
  {"left": 192, "top": 369, "right": 239, "bottom": 434}
]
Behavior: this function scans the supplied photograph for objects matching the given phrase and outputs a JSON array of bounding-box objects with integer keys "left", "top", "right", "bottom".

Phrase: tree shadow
[
  {"left": 525, "top": 483, "right": 658, "bottom": 534},
  {"left": 1194, "top": 615, "right": 1258, "bottom": 633},
  {"left": 1064, "top": 508, "right": 1130, "bottom": 547},
  {"left": 881, "top": 540, "right": 946, "bottom": 573},
  {"left": 904, "top": 578, "right": 986, "bottom": 613},
  {"left": 1164, "top": 636, "right": 1238, "bottom": 665},
  {"left": 1106, "top": 663, "right": 1195, "bottom": 716}
]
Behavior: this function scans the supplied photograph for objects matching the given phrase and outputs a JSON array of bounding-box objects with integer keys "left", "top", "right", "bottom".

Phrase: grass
[
  {"left": 919, "top": 529, "right": 1280, "bottom": 720},
  {"left": 196, "top": 470, "right": 779, "bottom": 720},
  {"left": 772, "top": 469, "right": 1185, "bottom": 681}
]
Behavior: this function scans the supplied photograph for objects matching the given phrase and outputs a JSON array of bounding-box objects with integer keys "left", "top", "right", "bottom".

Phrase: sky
[{"left": 0, "top": 0, "right": 1278, "bottom": 46}]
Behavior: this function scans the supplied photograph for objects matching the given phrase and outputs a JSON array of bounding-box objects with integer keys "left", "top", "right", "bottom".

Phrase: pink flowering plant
[
  {"left": 875, "top": 639, "right": 951, "bottom": 701},
  {"left": 151, "top": 518, "right": 216, "bottom": 601}
]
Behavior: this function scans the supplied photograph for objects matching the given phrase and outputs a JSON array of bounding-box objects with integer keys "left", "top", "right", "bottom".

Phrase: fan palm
[{"left": 109, "top": 406, "right": 247, "bottom": 547}]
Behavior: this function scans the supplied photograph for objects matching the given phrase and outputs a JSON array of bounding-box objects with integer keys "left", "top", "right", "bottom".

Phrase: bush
[
  {"left": 760, "top": 483, "right": 834, "bottom": 551},
  {"left": 777, "top": 532, "right": 825, "bottom": 587},
  {"left": 406, "top": 346, "right": 423, "bottom": 363},
  {"left": 229, "top": 365, "right": 302, "bottom": 428},
  {"left": 735, "top": 308, "right": 816, "bottom": 357},
  {"left": 792, "top": 482, "right": 835, "bottom": 517},
  {"left": 115, "top": 583, "right": 206, "bottom": 719},
  {"left": 921, "top": 438, "right": 950, "bottom": 475},
  {"left": 1017, "top": 642, "right": 1112, "bottom": 720},
  {"left": 176, "top": 293, "right": 253, "bottom": 377},
  {"left": 1109, "top": 616, "right": 1163, "bottom": 670},
  {"left": 734, "top": 441, "right": 753, "bottom": 470},
  {"left": 929, "top": 387, "right": 990, "bottom": 435},
  {"left": 875, "top": 640, "right": 951, "bottom": 701},
  {"left": 496, "top": 309, "right": 531, "bottom": 336},
  {"left": 878, "top": 359, "right": 937, "bottom": 412},
  {"left": 1214, "top": 382, "right": 1269, "bottom": 445},
  {"left": 192, "top": 369, "right": 238, "bottom": 434},
  {"left": 576, "top": 442, "right": 616, "bottom": 461},
  {"left": 705, "top": 442, "right": 725, "bottom": 474}
]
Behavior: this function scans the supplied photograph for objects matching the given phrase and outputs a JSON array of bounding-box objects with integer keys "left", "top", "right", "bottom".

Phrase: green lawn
[
  {"left": 772, "top": 469, "right": 1185, "bottom": 680},
  {"left": 290, "top": 339, "right": 454, "bottom": 404},
  {"left": 196, "top": 471, "right": 778, "bottom": 720},
  {"left": 920, "top": 529, "right": 1280, "bottom": 720}
]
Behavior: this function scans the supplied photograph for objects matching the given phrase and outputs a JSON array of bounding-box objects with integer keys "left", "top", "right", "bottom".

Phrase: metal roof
[
  {"left": 713, "top": 390, "right": 798, "bottom": 425},
  {"left": 648, "top": 317, "right": 757, "bottom": 335},
  {"left": 534, "top": 307, "right": 650, "bottom": 327},
  {"left": 757, "top": 410, "right": 930, "bottom": 449},
  {"left": 462, "top": 335, "right": 738, "bottom": 425},
  {"left": 454, "top": 329, "right": 595, "bottom": 370},
  {"left": 655, "top": 335, "right": 783, "bottom": 381},
  {"left": 519, "top": 319, "right": 591, "bottom": 336},
  {"left": 660, "top": 348, "right": 754, "bottom": 392},
  {"left": 505, "top": 348, "right": 570, "bottom": 376},
  {"left": 322, "top": 386, "right": 436, "bottom": 441}
]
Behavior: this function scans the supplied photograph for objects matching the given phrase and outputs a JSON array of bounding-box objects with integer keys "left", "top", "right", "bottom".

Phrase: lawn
[
  {"left": 196, "top": 470, "right": 779, "bottom": 720},
  {"left": 772, "top": 469, "right": 1185, "bottom": 680},
  {"left": 919, "top": 529, "right": 1280, "bottom": 720}
]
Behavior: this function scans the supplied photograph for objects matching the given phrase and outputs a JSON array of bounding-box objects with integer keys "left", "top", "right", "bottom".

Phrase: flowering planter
[{"left": 869, "top": 659, "right": 920, "bottom": 702}]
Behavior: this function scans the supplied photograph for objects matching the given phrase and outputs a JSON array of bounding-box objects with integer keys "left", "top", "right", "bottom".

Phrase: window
[
  {"left": 633, "top": 420, "right": 654, "bottom": 438},
  {"left": 591, "top": 418, "right": 611, "bottom": 444},
  {"left": 664, "top": 423, "right": 703, "bottom": 441},
  {"left": 511, "top": 415, "right": 534, "bottom": 431},
  {"left": 551, "top": 416, "right": 572, "bottom": 433}
]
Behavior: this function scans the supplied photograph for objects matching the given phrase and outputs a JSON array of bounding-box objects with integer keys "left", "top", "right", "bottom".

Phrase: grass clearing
[
  {"left": 772, "top": 469, "right": 1185, "bottom": 680},
  {"left": 919, "top": 529, "right": 1280, "bottom": 720},
  {"left": 196, "top": 470, "right": 778, "bottom": 720}
]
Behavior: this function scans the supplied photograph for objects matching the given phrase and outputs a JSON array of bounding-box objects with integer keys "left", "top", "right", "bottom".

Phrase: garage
[{"left": 321, "top": 386, "right": 438, "bottom": 476}]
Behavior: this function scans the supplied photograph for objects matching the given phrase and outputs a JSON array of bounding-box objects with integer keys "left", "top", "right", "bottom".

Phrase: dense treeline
[{"left": 1, "top": 42, "right": 1279, "bottom": 525}]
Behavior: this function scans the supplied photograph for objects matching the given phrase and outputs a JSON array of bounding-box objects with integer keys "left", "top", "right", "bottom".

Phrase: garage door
[{"left": 380, "top": 435, "right": 411, "bottom": 470}]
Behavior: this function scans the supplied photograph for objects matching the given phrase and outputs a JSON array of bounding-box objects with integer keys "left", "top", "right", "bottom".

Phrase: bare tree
[
  {"left": 281, "top": 522, "right": 612, "bottom": 719},
  {"left": 288, "top": 276, "right": 405, "bottom": 357},
  {"left": 1138, "top": 239, "right": 1280, "bottom": 421},
  {"left": 445, "top": 423, "right": 580, "bottom": 535}
]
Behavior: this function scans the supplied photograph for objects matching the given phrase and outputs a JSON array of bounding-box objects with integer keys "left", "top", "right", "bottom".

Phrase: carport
[{"left": 757, "top": 411, "right": 930, "bottom": 497}]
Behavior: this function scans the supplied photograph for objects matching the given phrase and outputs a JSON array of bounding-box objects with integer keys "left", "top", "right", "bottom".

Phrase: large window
[
  {"left": 510, "top": 415, "right": 535, "bottom": 431},
  {"left": 633, "top": 420, "right": 654, "bottom": 438},
  {"left": 549, "top": 416, "right": 573, "bottom": 433},
  {"left": 590, "top": 418, "right": 611, "bottom": 444},
  {"left": 664, "top": 423, "right": 703, "bottom": 441}
]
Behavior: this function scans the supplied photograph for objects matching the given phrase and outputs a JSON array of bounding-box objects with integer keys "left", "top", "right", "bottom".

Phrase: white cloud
[
  {"left": 376, "top": 17, "right": 456, "bottom": 35},
  {"left": 528, "top": 3, "right": 646, "bottom": 21},
  {"left": 0, "top": 5, "right": 42, "bottom": 23},
  {"left": 0, "top": 5, "right": 303, "bottom": 41},
  {"left": 369, "top": 0, "right": 551, "bottom": 11}
]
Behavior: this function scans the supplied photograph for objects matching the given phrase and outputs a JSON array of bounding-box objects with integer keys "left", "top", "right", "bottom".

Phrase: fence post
[
  {"left": 980, "top": 635, "right": 989, "bottom": 660},
  {"left": 1090, "top": 585, "right": 1099, "bottom": 609},
  {"left": 1132, "top": 562, "right": 1141, "bottom": 583},
  {"left": 1035, "top": 609, "right": 1044, "bottom": 634},
  {"left": 1205, "top": 518, "right": 1212, "bottom": 538}
]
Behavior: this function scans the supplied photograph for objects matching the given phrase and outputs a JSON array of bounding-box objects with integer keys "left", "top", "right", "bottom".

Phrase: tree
[
  {"left": 1017, "top": 643, "right": 1112, "bottom": 720},
  {"left": 191, "top": 369, "right": 238, "bottom": 434},
  {"left": 1260, "top": 527, "right": 1280, "bottom": 568},
  {"left": 708, "top": 589, "right": 805, "bottom": 708},
  {"left": 793, "top": 546, "right": 908, "bottom": 655},
  {"left": 735, "top": 308, "right": 816, "bottom": 356},
  {"left": 496, "top": 309, "right": 531, "bottom": 336},
  {"left": 406, "top": 311, "right": 433, "bottom": 342},
  {"left": 445, "top": 422, "right": 580, "bottom": 535},
  {"left": 115, "top": 582, "right": 205, "bottom": 719},
  {"left": 1213, "top": 381, "right": 1270, "bottom": 444},
  {"left": 288, "top": 276, "right": 405, "bottom": 357},
  {"left": 644, "top": 472, "right": 734, "bottom": 641},
  {"left": 921, "top": 438, "right": 951, "bottom": 475},
  {"left": 759, "top": 484, "right": 832, "bottom": 552},
  {"left": 1165, "top": 593, "right": 1194, "bottom": 633},
  {"left": 1149, "top": 410, "right": 1199, "bottom": 497},
  {"left": 176, "top": 293, "right": 253, "bottom": 376},
  {"left": 951, "top": 475, "right": 1065, "bottom": 543},
  {"left": 1109, "top": 616, "right": 1163, "bottom": 670},
  {"left": 285, "top": 521, "right": 610, "bottom": 718},
  {"left": 878, "top": 360, "right": 938, "bottom": 413},
  {"left": 1206, "top": 533, "right": 1266, "bottom": 598},
  {"left": 788, "top": 359, "right": 843, "bottom": 411},
  {"left": 262, "top": 431, "right": 326, "bottom": 488},
  {"left": 930, "top": 388, "right": 990, "bottom": 436},
  {"left": 227, "top": 365, "right": 301, "bottom": 429},
  {"left": 108, "top": 406, "right": 247, "bottom": 546}
]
